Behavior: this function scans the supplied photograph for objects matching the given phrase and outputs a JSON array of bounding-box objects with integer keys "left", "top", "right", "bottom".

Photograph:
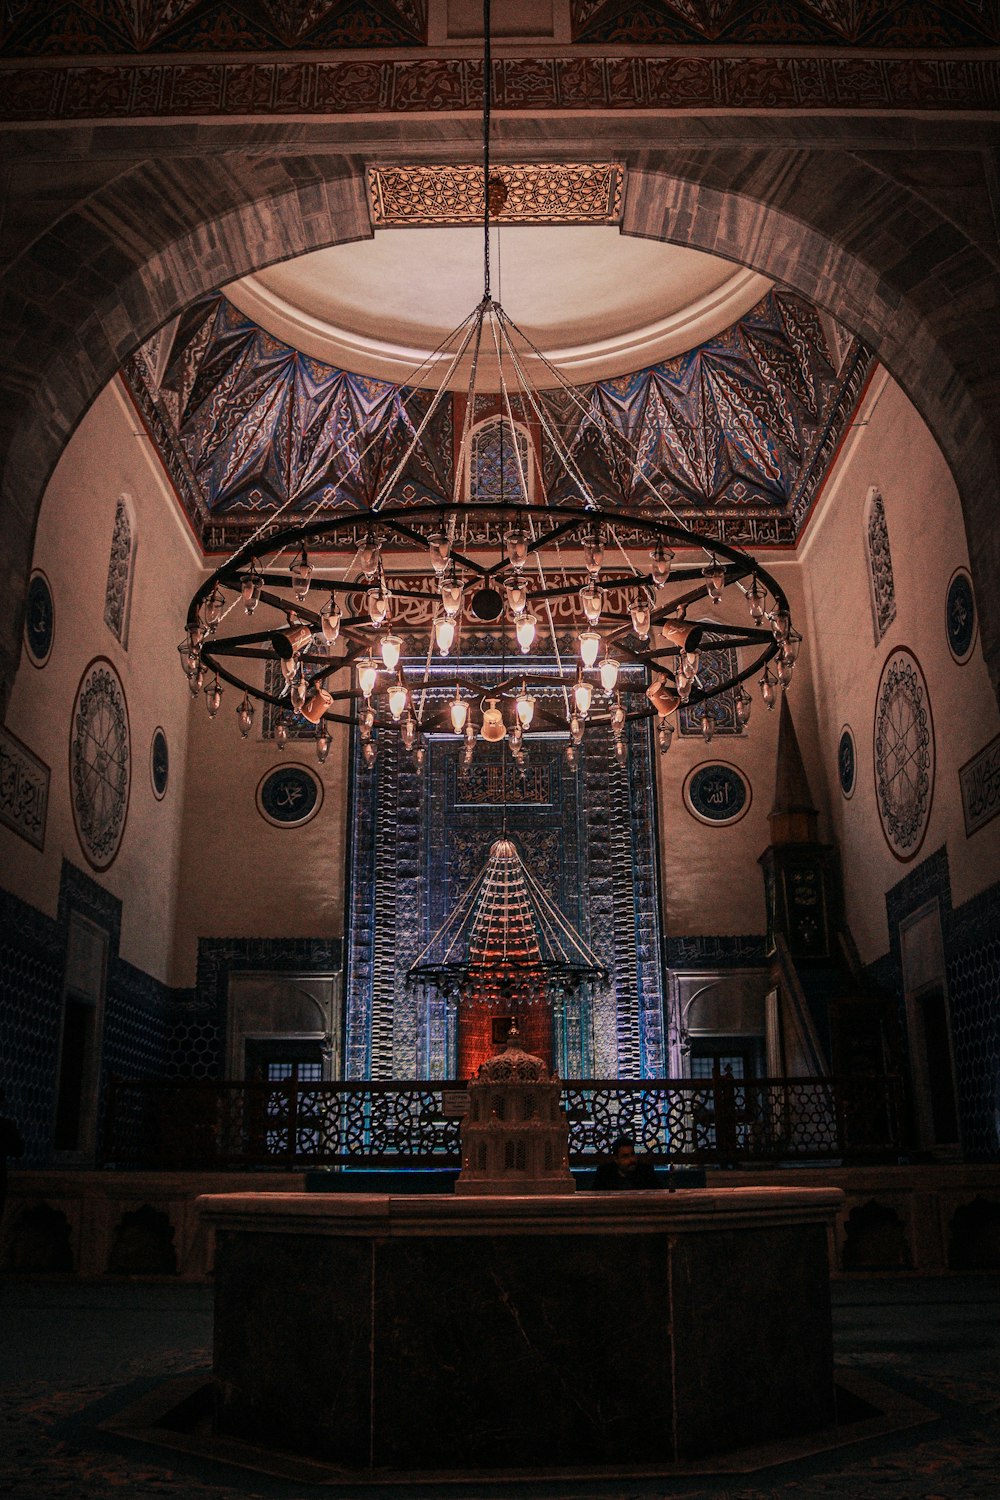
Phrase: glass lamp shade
[
  {"left": 573, "top": 678, "right": 593, "bottom": 717},
  {"left": 579, "top": 630, "right": 601, "bottom": 668},
  {"left": 401, "top": 715, "right": 418, "bottom": 750},
  {"left": 380, "top": 633, "right": 402, "bottom": 671},
  {"left": 357, "top": 655, "right": 379, "bottom": 698},
  {"left": 630, "top": 603, "right": 651, "bottom": 641},
  {"left": 316, "top": 728, "right": 331, "bottom": 763},
  {"left": 428, "top": 531, "right": 451, "bottom": 574},
  {"left": 363, "top": 739, "right": 378, "bottom": 767},
  {"left": 783, "top": 628, "right": 802, "bottom": 664},
  {"left": 450, "top": 693, "right": 469, "bottom": 733},
  {"left": 367, "top": 589, "right": 389, "bottom": 627},
  {"left": 737, "top": 687, "right": 753, "bottom": 726},
  {"left": 610, "top": 700, "right": 626, "bottom": 733},
  {"left": 515, "top": 691, "right": 535, "bottom": 729},
  {"left": 701, "top": 712, "right": 715, "bottom": 742},
  {"left": 359, "top": 542, "right": 380, "bottom": 577},
  {"left": 615, "top": 737, "right": 628, "bottom": 766},
  {"left": 566, "top": 744, "right": 578, "bottom": 767},
  {"left": 321, "top": 600, "right": 341, "bottom": 642},
  {"left": 760, "top": 667, "right": 777, "bottom": 709},
  {"left": 748, "top": 578, "right": 766, "bottom": 622},
  {"left": 515, "top": 612, "right": 537, "bottom": 653},
  {"left": 580, "top": 584, "right": 603, "bottom": 625},
  {"left": 275, "top": 719, "right": 288, "bottom": 750},
  {"left": 236, "top": 695, "right": 254, "bottom": 739},
  {"left": 178, "top": 642, "right": 199, "bottom": 679},
  {"left": 777, "top": 657, "right": 794, "bottom": 687},
  {"left": 506, "top": 582, "right": 528, "bottom": 616},
  {"left": 388, "top": 682, "right": 409, "bottom": 721},
  {"left": 290, "top": 676, "right": 308, "bottom": 711},
  {"left": 584, "top": 540, "right": 604, "bottom": 575},
  {"left": 242, "top": 574, "right": 262, "bottom": 614},
  {"left": 203, "top": 586, "right": 226, "bottom": 631},
  {"left": 290, "top": 551, "right": 313, "bottom": 600},
  {"left": 570, "top": 712, "right": 585, "bottom": 745},
  {"left": 505, "top": 530, "right": 528, "bottom": 569},
  {"left": 205, "top": 679, "right": 223, "bottom": 718},
  {"left": 771, "top": 609, "right": 790, "bottom": 642},
  {"left": 434, "top": 616, "right": 456, "bottom": 655},
  {"left": 650, "top": 546, "right": 674, "bottom": 587},
  {"left": 600, "top": 657, "right": 620, "bottom": 693},
  {"left": 440, "top": 582, "right": 463, "bottom": 618},
  {"left": 658, "top": 719, "right": 674, "bottom": 754}
]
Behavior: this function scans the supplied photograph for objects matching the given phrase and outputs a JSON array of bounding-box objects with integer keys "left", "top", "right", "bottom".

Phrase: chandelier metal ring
[{"left": 182, "top": 500, "right": 796, "bottom": 762}]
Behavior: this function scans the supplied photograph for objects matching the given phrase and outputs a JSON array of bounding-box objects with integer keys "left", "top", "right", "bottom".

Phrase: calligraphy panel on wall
[{"left": 960, "top": 732, "right": 1000, "bottom": 839}]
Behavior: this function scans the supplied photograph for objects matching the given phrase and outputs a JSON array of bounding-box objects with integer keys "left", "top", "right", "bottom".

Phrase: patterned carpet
[{"left": 1, "top": 1279, "right": 998, "bottom": 1499}]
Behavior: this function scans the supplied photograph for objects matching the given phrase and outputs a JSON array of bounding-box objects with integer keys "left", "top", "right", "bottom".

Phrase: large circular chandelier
[
  {"left": 176, "top": 1, "right": 801, "bottom": 768},
  {"left": 181, "top": 499, "right": 797, "bottom": 771}
]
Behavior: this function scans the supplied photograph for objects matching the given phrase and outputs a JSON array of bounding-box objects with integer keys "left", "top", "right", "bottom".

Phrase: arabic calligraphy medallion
[
  {"left": 874, "top": 647, "right": 934, "bottom": 861},
  {"left": 70, "top": 657, "right": 131, "bottom": 870},
  {"left": 946, "top": 567, "right": 976, "bottom": 664},
  {"left": 256, "top": 763, "right": 323, "bottom": 828},
  {"left": 837, "top": 724, "right": 856, "bottom": 799},
  {"left": 684, "top": 761, "right": 750, "bottom": 826}
]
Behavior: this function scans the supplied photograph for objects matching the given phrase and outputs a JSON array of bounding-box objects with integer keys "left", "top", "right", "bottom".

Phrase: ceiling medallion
[
  {"left": 370, "top": 163, "right": 624, "bottom": 228},
  {"left": 176, "top": 1, "right": 802, "bottom": 790}
]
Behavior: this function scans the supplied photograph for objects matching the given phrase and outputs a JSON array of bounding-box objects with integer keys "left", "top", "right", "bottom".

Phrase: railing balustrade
[{"left": 101, "top": 1074, "right": 903, "bottom": 1170}]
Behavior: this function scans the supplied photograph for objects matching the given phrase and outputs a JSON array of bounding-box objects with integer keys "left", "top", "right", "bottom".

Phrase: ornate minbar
[{"left": 199, "top": 1185, "right": 843, "bottom": 1475}]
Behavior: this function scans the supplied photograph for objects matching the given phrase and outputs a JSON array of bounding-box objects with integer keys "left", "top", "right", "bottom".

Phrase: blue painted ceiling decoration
[{"left": 124, "top": 285, "right": 872, "bottom": 552}]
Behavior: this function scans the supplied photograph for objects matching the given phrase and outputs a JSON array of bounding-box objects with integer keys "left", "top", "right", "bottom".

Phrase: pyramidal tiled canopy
[{"left": 408, "top": 837, "right": 606, "bottom": 1004}]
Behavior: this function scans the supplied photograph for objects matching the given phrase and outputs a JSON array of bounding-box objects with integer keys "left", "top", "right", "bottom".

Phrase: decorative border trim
[
  {"left": 837, "top": 722, "right": 856, "bottom": 800},
  {"left": 255, "top": 762, "right": 324, "bottom": 829},
  {"left": 24, "top": 568, "right": 54, "bottom": 669},
  {"left": 69, "top": 654, "right": 132, "bottom": 873},
  {"left": 2, "top": 55, "right": 999, "bottom": 124},
  {"left": 873, "top": 644, "right": 935, "bottom": 865},
  {"left": 682, "top": 760, "right": 751, "bottom": 828},
  {"left": 946, "top": 565, "right": 978, "bottom": 666},
  {"left": 0, "top": 723, "right": 50, "bottom": 852},
  {"left": 150, "top": 726, "right": 168, "bottom": 801},
  {"left": 370, "top": 162, "right": 624, "bottom": 226},
  {"left": 959, "top": 730, "right": 1000, "bottom": 839}
]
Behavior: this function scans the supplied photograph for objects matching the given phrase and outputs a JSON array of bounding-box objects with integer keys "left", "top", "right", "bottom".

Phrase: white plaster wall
[
  {"left": 799, "top": 370, "right": 1000, "bottom": 963},
  {"left": 656, "top": 558, "right": 823, "bottom": 938},
  {"left": 1, "top": 378, "right": 202, "bottom": 983},
  {"left": 171, "top": 653, "right": 351, "bottom": 980}
]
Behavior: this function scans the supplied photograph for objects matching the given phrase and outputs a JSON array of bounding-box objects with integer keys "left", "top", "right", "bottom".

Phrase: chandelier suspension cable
[{"left": 482, "top": 0, "right": 493, "bottom": 304}]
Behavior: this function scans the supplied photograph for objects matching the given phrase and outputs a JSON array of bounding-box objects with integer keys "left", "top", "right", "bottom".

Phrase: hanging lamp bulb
[
  {"left": 583, "top": 536, "right": 604, "bottom": 575},
  {"left": 241, "top": 569, "right": 262, "bottom": 615},
  {"left": 450, "top": 690, "right": 469, "bottom": 734},
  {"left": 649, "top": 544, "right": 674, "bottom": 588},
  {"left": 566, "top": 743, "right": 578, "bottom": 768},
  {"left": 401, "top": 715, "right": 418, "bottom": 751},
  {"left": 515, "top": 611, "right": 537, "bottom": 654},
  {"left": 428, "top": 530, "right": 451, "bottom": 575},
  {"left": 290, "top": 548, "right": 313, "bottom": 601},
  {"left": 704, "top": 559, "right": 726, "bottom": 604},
  {"left": 506, "top": 581, "right": 527, "bottom": 616},
  {"left": 684, "top": 649, "right": 701, "bottom": 677},
  {"left": 580, "top": 583, "right": 603, "bottom": 625},
  {"left": 359, "top": 538, "right": 380, "bottom": 577},
  {"left": 600, "top": 657, "right": 620, "bottom": 694},
  {"left": 505, "top": 529, "right": 528, "bottom": 569},
  {"left": 737, "top": 686, "right": 753, "bottom": 728},
  {"left": 316, "top": 725, "right": 331, "bottom": 764},
  {"left": 434, "top": 615, "right": 456, "bottom": 655},
  {"left": 189, "top": 663, "right": 206, "bottom": 698},
  {"left": 760, "top": 665, "right": 777, "bottom": 709},
  {"left": 357, "top": 654, "right": 378, "bottom": 699},
  {"left": 415, "top": 743, "right": 427, "bottom": 771},
  {"left": 579, "top": 629, "right": 601, "bottom": 669},
  {"left": 515, "top": 688, "right": 535, "bottom": 729},
  {"left": 236, "top": 693, "right": 254, "bottom": 739},
  {"left": 782, "top": 627, "right": 802, "bottom": 665},
  {"left": 440, "top": 580, "right": 463, "bottom": 618},
  {"left": 388, "top": 680, "right": 409, "bottom": 722},
  {"left": 363, "top": 738, "right": 378, "bottom": 769},
  {"left": 701, "top": 711, "right": 715, "bottom": 743},
  {"left": 573, "top": 676, "right": 593, "bottom": 717},
  {"left": 610, "top": 698, "right": 626, "bottom": 734},
  {"left": 177, "top": 640, "right": 199, "bottom": 680},
  {"left": 570, "top": 712, "right": 585, "bottom": 745},
  {"left": 275, "top": 717, "right": 289, "bottom": 751},
  {"left": 630, "top": 601, "right": 651, "bottom": 641},
  {"left": 290, "top": 674, "right": 308, "bottom": 712},
  {"left": 204, "top": 677, "right": 223, "bottom": 719},
  {"left": 770, "top": 608, "right": 790, "bottom": 643},
  {"left": 321, "top": 597, "right": 341, "bottom": 643},
  {"left": 380, "top": 633, "right": 402, "bottom": 671},
  {"left": 658, "top": 718, "right": 674, "bottom": 754},
  {"left": 777, "top": 655, "right": 794, "bottom": 688},
  {"left": 615, "top": 736, "right": 628, "bottom": 767},
  {"left": 366, "top": 588, "right": 389, "bottom": 628},
  {"left": 748, "top": 576, "right": 766, "bottom": 623}
]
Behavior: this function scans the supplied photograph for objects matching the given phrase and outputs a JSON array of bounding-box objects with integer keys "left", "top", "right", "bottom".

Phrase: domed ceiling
[{"left": 124, "top": 226, "right": 873, "bottom": 552}]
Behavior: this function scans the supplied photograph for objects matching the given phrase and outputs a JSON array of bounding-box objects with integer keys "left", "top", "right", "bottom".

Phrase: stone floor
[{"left": 0, "top": 1276, "right": 998, "bottom": 1498}]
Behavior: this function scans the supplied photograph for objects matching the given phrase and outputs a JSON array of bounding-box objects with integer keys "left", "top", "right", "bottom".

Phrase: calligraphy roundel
[
  {"left": 874, "top": 647, "right": 934, "bottom": 862},
  {"left": 70, "top": 657, "right": 131, "bottom": 871},
  {"left": 684, "top": 761, "right": 750, "bottom": 827},
  {"left": 25, "top": 570, "right": 54, "bottom": 668},
  {"left": 946, "top": 567, "right": 977, "bottom": 664},
  {"left": 150, "top": 727, "right": 169, "bottom": 800},
  {"left": 837, "top": 725, "right": 856, "bottom": 799},
  {"left": 256, "top": 763, "right": 323, "bottom": 829}
]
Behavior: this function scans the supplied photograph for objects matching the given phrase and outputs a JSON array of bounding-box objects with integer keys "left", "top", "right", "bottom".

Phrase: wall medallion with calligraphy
[
  {"left": 873, "top": 647, "right": 934, "bottom": 862},
  {"left": 837, "top": 724, "right": 856, "bottom": 799},
  {"left": 24, "top": 570, "right": 54, "bottom": 668},
  {"left": 946, "top": 566, "right": 977, "bottom": 664},
  {"left": 684, "top": 761, "right": 750, "bottom": 827},
  {"left": 256, "top": 764, "right": 323, "bottom": 829}
]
